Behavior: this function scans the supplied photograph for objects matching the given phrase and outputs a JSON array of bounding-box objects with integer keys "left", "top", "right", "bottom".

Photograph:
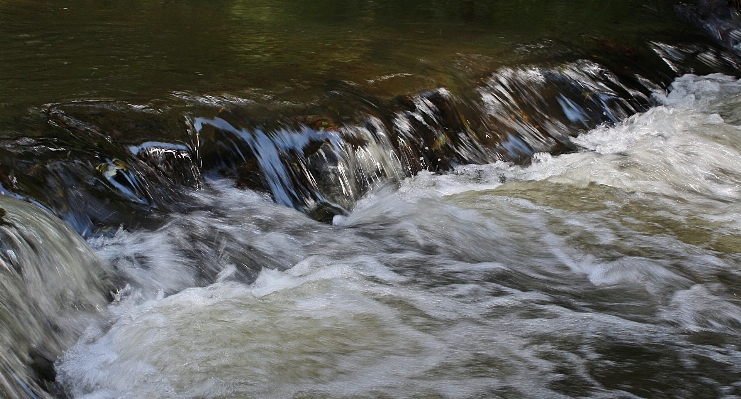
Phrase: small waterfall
[
  {"left": 51, "top": 72, "right": 741, "bottom": 397},
  {"left": 0, "top": 196, "right": 111, "bottom": 399},
  {"left": 1, "top": 59, "right": 657, "bottom": 230},
  {"left": 193, "top": 60, "right": 652, "bottom": 220},
  {"left": 2, "top": 1, "right": 741, "bottom": 397},
  {"left": 195, "top": 113, "right": 406, "bottom": 221},
  {"left": 478, "top": 60, "right": 650, "bottom": 151}
]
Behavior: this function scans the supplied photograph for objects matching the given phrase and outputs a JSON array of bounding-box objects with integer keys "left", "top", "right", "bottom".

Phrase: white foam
[{"left": 58, "top": 74, "right": 741, "bottom": 398}]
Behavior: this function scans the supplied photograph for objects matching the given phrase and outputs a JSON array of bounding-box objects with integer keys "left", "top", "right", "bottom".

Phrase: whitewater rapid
[{"left": 53, "top": 74, "right": 741, "bottom": 398}]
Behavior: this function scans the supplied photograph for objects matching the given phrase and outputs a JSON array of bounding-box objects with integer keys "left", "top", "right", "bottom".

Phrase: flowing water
[{"left": 2, "top": 0, "right": 741, "bottom": 398}]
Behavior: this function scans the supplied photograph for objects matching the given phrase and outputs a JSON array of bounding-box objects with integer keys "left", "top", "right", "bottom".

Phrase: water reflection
[{"left": 0, "top": 0, "right": 709, "bottom": 109}]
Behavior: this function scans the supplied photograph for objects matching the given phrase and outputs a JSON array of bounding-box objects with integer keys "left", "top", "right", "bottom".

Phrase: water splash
[
  {"left": 24, "top": 72, "right": 741, "bottom": 398},
  {"left": 0, "top": 196, "right": 111, "bottom": 399}
]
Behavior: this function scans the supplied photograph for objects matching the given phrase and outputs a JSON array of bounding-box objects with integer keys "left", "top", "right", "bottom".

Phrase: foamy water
[{"left": 55, "top": 75, "right": 741, "bottom": 398}]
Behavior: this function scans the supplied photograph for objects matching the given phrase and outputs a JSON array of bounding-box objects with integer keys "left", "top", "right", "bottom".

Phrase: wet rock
[
  {"left": 195, "top": 106, "right": 404, "bottom": 219},
  {"left": 0, "top": 134, "right": 192, "bottom": 236},
  {"left": 308, "top": 203, "right": 346, "bottom": 224},
  {"left": 0, "top": 165, "right": 16, "bottom": 191},
  {"left": 190, "top": 68, "right": 651, "bottom": 223},
  {"left": 234, "top": 157, "right": 266, "bottom": 191},
  {"left": 129, "top": 142, "right": 201, "bottom": 189},
  {"left": 294, "top": 115, "right": 340, "bottom": 131},
  {"left": 195, "top": 113, "right": 269, "bottom": 194},
  {"left": 0, "top": 103, "right": 211, "bottom": 234},
  {"left": 676, "top": 0, "right": 741, "bottom": 58},
  {"left": 305, "top": 141, "right": 357, "bottom": 212},
  {"left": 390, "top": 91, "right": 471, "bottom": 171},
  {"left": 2, "top": 58, "right": 661, "bottom": 228}
]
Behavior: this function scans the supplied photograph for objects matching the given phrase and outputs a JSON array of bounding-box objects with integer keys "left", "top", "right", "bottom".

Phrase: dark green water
[{"left": 0, "top": 0, "right": 710, "bottom": 108}]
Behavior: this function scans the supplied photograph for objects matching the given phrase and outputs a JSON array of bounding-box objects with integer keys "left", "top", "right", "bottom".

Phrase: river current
[
  {"left": 2, "top": 1, "right": 741, "bottom": 398},
  {"left": 52, "top": 74, "right": 741, "bottom": 399}
]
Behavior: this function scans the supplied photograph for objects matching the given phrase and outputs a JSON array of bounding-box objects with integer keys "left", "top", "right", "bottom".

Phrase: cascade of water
[
  {"left": 52, "top": 73, "right": 741, "bottom": 397},
  {"left": 0, "top": 196, "right": 111, "bottom": 399},
  {"left": 1, "top": 1, "right": 741, "bottom": 398},
  {"left": 0, "top": 59, "right": 659, "bottom": 230}
]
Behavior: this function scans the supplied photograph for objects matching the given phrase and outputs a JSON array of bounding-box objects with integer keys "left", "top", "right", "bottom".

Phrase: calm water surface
[{"left": 0, "top": 0, "right": 707, "bottom": 106}]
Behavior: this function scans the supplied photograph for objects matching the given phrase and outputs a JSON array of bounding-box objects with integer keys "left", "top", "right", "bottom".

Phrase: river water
[{"left": 1, "top": 0, "right": 741, "bottom": 398}]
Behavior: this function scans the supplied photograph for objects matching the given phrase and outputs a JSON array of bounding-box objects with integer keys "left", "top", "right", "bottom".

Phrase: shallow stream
[{"left": 1, "top": 1, "right": 741, "bottom": 398}]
